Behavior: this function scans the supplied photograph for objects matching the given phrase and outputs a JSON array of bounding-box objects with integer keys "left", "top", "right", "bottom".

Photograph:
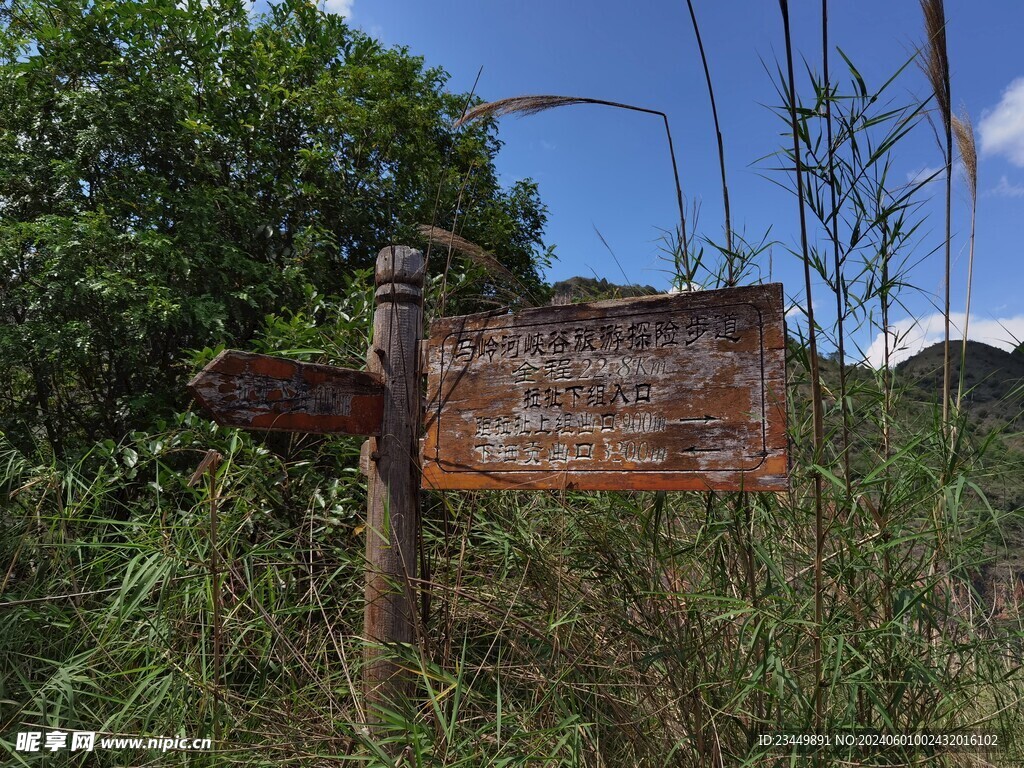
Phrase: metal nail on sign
[
  {"left": 188, "top": 350, "right": 384, "bottom": 435},
  {"left": 421, "top": 284, "right": 788, "bottom": 491}
]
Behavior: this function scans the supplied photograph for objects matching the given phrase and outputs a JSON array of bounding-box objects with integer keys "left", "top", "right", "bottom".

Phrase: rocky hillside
[{"left": 550, "top": 276, "right": 658, "bottom": 304}]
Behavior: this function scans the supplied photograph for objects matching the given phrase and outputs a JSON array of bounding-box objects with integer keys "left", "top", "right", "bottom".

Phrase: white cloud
[
  {"left": 989, "top": 175, "right": 1024, "bottom": 198},
  {"left": 906, "top": 166, "right": 943, "bottom": 186},
  {"left": 670, "top": 282, "right": 704, "bottom": 294},
  {"left": 785, "top": 298, "right": 818, "bottom": 321},
  {"left": 863, "top": 312, "right": 1024, "bottom": 368},
  {"left": 323, "top": 0, "right": 354, "bottom": 18},
  {"left": 906, "top": 161, "right": 970, "bottom": 190},
  {"left": 979, "top": 77, "right": 1024, "bottom": 167}
]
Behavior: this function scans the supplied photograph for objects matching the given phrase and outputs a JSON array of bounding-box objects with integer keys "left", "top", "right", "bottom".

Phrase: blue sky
[{"left": 284, "top": 1, "right": 1022, "bottom": 365}]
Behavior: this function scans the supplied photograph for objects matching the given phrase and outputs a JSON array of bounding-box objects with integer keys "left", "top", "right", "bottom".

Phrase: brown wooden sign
[
  {"left": 421, "top": 284, "right": 788, "bottom": 491},
  {"left": 188, "top": 350, "right": 384, "bottom": 435}
]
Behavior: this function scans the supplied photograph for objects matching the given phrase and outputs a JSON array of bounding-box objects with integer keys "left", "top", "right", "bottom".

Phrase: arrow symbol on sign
[
  {"left": 684, "top": 446, "right": 721, "bottom": 454},
  {"left": 678, "top": 415, "right": 720, "bottom": 424}
]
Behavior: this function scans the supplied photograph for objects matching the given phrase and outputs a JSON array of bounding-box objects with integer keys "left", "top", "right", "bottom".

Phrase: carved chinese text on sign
[
  {"left": 421, "top": 284, "right": 787, "bottom": 491},
  {"left": 188, "top": 350, "right": 384, "bottom": 435}
]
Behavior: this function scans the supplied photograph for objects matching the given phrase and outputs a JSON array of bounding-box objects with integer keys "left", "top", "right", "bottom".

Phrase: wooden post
[{"left": 363, "top": 245, "right": 424, "bottom": 711}]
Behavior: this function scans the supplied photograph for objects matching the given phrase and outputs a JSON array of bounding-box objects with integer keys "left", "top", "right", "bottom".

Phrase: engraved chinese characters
[
  {"left": 421, "top": 284, "right": 788, "bottom": 491},
  {"left": 188, "top": 350, "right": 384, "bottom": 435}
]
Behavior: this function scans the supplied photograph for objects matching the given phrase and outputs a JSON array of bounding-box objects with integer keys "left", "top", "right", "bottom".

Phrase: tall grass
[
  {"left": 920, "top": 0, "right": 954, "bottom": 430},
  {"left": 953, "top": 109, "right": 979, "bottom": 414},
  {"left": 821, "top": 0, "right": 853, "bottom": 493},
  {"left": 778, "top": 0, "right": 828, "bottom": 730}
]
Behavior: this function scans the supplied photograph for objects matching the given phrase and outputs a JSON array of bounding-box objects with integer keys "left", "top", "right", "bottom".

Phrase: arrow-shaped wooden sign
[{"left": 188, "top": 350, "right": 384, "bottom": 435}]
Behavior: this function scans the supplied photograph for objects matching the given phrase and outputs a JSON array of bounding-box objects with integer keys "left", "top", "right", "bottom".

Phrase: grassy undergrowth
[{"left": 2, "top": 388, "right": 1023, "bottom": 766}]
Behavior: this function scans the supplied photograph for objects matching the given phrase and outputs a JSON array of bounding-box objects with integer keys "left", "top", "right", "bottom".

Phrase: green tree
[{"left": 0, "top": 0, "right": 550, "bottom": 455}]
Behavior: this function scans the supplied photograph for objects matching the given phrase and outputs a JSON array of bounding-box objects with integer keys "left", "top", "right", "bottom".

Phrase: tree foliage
[{"left": 0, "top": 0, "right": 550, "bottom": 455}]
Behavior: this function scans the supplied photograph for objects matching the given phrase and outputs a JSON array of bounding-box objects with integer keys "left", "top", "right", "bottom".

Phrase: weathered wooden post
[{"left": 363, "top": 245, "right": 424, "bottom": 710}]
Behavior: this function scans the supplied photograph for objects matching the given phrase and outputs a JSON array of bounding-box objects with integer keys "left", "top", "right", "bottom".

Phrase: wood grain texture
[
  {"left": 363, "top": 246, "right": 424, "bottom": 710},
  {"left": 422, "top": 284, "right": 788, "bottom": 491},
  {"left": 187, "top": 350, "right": 383, "bottom": 435}
]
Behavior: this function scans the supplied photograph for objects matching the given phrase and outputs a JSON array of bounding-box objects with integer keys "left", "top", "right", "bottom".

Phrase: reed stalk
[
  {"left": 684, "top": 0, "right": 733, "bottom": 277},
  {"left": 920, "top": 0, "right": 952, "bottom": 432},
  {"left": 779, "top": 0, "right": 827, "bottom": 730},
  {"left": 881, "top": 221, "right": 893, "bottom": 629},
  {"left": 821, "top": 0, "right": 852, "bottom": 494},
  {"left": 188, "top": 449, "right": 224, "bottom": 746},
  {"left": 953, "top": 109, "right": 978, "bottom": 412}
]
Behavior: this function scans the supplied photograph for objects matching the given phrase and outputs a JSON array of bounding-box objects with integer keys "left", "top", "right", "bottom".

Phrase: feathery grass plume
[
  {"left": 953, "top": 107, "right": 978, "bottom": 411},
  {"left": 920, "top": 0, "right": 951, "bottom": 127},
  {"left": 953, "top": 110, "right": 977, "bottom": 197},
  {"left": 920, "top": 0, "right": 953, "bottom": 429},
  {"left": 455, "top": 95, "right": 689, "bottom": 272},
  {"left": 417, "top": 224, "right": 538, "bottom": 307}
]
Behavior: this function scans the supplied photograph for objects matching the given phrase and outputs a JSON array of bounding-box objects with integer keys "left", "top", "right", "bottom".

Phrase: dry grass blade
[
  {"left": 417, "top": 224, "right": 537, "bottom": 307},
  {"left": 188, "top": 449, "right": 223, "bottom": 488}
]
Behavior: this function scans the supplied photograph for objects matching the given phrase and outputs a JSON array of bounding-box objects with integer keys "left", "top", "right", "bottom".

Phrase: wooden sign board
[
  {"left": 188, "top": 350, "right": 384, "bottom": 435},
  {"left": 421, "top": 284, "right": 788, "bottom": 491}
]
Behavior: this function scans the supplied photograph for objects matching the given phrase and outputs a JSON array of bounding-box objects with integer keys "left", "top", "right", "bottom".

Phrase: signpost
[
  {"left": 361, "top": 246, "right": 424, "bottom": 708},
  {"left": 421, "top": 284, "right": 787, "bottom": 491},
  {"left": 187, "top": 247, "right": 424, "bottom": 715},
  {"left": 188, "top": 244, "right": 789, "bottom": 729}
]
